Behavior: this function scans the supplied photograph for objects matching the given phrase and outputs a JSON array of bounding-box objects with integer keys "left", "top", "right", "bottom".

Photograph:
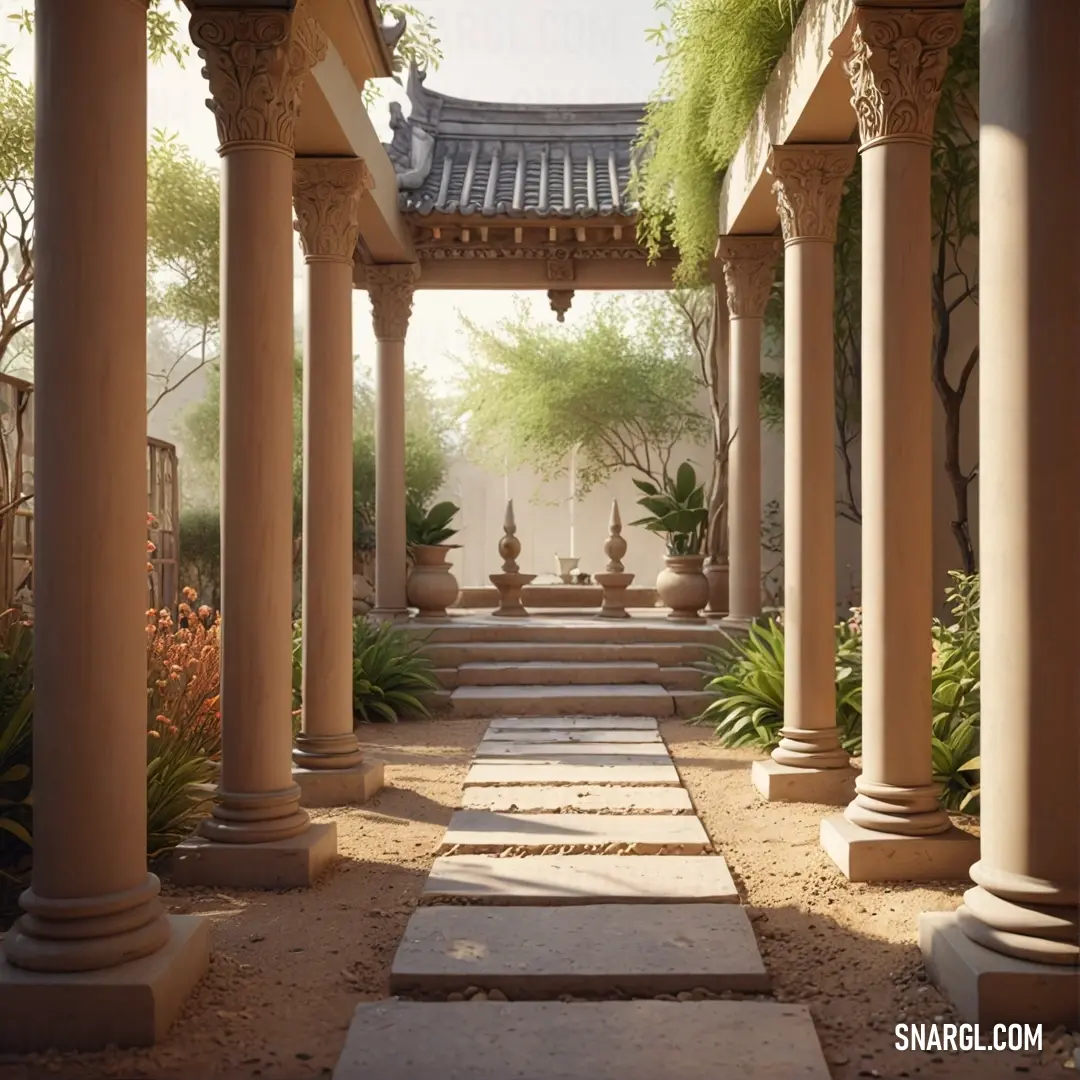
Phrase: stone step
[
  {"left": 656, "top": 666, "right": 707, "bottom": 690},
  {"left": 672, "top": 690, "right": 713, "bottom": 718},
  {"left": 475, "top": 741, "right": 669, "bottom": 760},
  {"left": 465, "top": 761, "right": 682, "bottom": 787},
  {"left": 409, "top": 621, "right": 722, "bottom": 645},
  {"left": 424, "top": 855, "right": 737, "bottom": 905},
  {"left": 488, "top": 716, "right": 659, "bottom": 731},
  {"left": 457, "top": 660, "right": 662, "bottom": 686},
  {"left": 420, "top": 642, "right": 711, "bottom": 668},
  {"left": 334, "top": 1001, "right": 830, "bottom": 1080},
  {"left": 451, "top": 685, "right": 674, "bottom": 718},
  {"left": 389, "top": 904, "right": 769, "bottom": 997},
  {"left": 461, "top": 784, "right": 693, "bottom": 814},
  {"left": 481, "top": 728, "right": 662, "bottom": 744},
  {"left": 439, "top": 810, "right": 711, "bottom": 855}
]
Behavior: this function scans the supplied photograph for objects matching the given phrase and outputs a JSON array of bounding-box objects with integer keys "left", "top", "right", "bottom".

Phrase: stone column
[
  {"left": 752, "top": 145, "right": 858, "bottom": 806},
  {"left": 367, "top": 264, "right": 420, "bottom": 617},
  {"left": 0, "top": 0, "right": 208, "bottom": 1052},
  {"left": 716, "top": 237, "right": 781, "bottom": 627},
  {"left": 291, "top": 158, "right": 384, "bottom": 808},
  {"left": 920, "top": 0, "right": 1079, "bottom": 1026},
  {"left": 171, "top": 5, "right": 338, "bottom": 889},
  {"left": 821, "top": 2, "right": 976, "bottom": 881}
]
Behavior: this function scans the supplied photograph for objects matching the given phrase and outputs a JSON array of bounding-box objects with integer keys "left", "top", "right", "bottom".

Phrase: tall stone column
[
  {"left": 171, "top": 5, "right": 338, "bottom": 889},
  {"left": 716, "top": 237, "right": 780, "bottom": 627},
  {"left": 367, "top": 264, "right": 420, "bottom": 617},
  {"left": 821, "top": 2, "right": 976, "bottom": 881},
  {"left": 0, "top": 0, "right": 208, "bottom": 1052},
  {"left": 752, "top": 145, "right": 858, "bottom": 806},
  {"left": 291, "top": 158, "right": 384, "bottom": 807},
  {"left": 920, "top": 0, "right": 1079, "bottom": 1026}
]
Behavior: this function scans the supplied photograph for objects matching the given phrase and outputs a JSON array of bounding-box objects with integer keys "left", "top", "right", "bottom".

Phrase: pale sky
[{"left": 0, "top": 0, "right": 665, "bottom": 440}]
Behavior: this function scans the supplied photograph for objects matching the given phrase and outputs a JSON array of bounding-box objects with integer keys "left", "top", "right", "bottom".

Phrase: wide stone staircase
[
  {"left": 332, "top": 710, "right": 832, "bottom": 1079},
  {"left": 413, "top": 616, "right": 719, "bottom": 720}
]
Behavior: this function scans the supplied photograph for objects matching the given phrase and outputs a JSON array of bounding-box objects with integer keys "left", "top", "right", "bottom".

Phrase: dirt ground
[
  {"left": 5, "top": 715, "right": 1076, "bottom": 1079},
  {"left": 664, "top": 719, "right": 1077, "bottom": 1080}
]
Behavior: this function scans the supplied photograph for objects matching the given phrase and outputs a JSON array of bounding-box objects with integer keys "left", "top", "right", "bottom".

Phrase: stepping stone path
[{"left": 333, "top": 714, "right": 832, "bottom": 1080}]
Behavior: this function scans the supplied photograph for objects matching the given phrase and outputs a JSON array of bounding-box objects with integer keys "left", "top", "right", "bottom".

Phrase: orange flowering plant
[{"left": 145, "top": 587, "right": 222, "bottom": 857}]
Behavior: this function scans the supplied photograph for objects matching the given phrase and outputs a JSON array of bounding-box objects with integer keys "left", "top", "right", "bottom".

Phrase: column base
[
  {"left": 751, "top": 758, "right": 858, "bottom": 805},
  {"left": 820, "top": 813, "right": 978, "bottom": 882},
  {"left": 294, "top": 759, "right": 384, "bottom": 808},
  {"left": 920, "top": 910, "right": 1080, "bottom": 1027},
  {"left": 0, "top": 914, "right": 208, "bottom": 1052},
  {"left": 170, "top": 821, "right": 338, "bottom": 889},
  {"left": 717, "top": 615, "right": 755, "bottom": 635}
]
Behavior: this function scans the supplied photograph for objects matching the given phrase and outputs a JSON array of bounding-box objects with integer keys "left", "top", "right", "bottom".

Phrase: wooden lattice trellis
[{"left": 0, "top": 373, "right": 181, "bottom": 615}]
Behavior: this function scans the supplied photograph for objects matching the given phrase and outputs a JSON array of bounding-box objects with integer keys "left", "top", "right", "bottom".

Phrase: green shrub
[
  {"left": 178, "top": 506, "right": 221, "bottom": 611},
  {"left": 0, "top": 612, "right": 33, "bottom": 872},
  {"left": 694, "top": 572, "right": 982, "bottom": 812},
  {"left": 292, "top": 616, "right": 440, "bottom": 723}
]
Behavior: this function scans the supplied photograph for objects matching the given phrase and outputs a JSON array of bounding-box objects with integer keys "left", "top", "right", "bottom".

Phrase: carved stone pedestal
[
  {"left": 490, "top": 573, "right": 536, "bottom": 617},
  {"left": 595, "top": 572, "right": 634, "bottom": 618}
]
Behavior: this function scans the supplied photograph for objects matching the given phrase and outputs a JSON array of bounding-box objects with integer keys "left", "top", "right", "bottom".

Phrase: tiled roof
[{"left": 383, "top": 67, "right": 645, "bottom": 218}]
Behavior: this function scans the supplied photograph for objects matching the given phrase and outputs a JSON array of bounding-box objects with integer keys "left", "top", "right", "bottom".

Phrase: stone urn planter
[
  {"left": 657, "top": 553, "right": 710, "bottom": 621},
  {"left": 555, "top": 555, "right": 580, "bottom": 584},
  {"left": 704, "top": 559, "right": 730, "bottom": 618},
  {"left": 406, "top": 544, "right": 460, "bottom": 618}
]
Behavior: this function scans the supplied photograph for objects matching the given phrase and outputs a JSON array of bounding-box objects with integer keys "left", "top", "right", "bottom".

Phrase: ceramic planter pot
[
  {"left": 656, "top": 553, "right": 709, "bottom": 621},
  {"left": 704, "top": 560, "right": 730, "bottom": 618},
  {"left": 406, "top": 544, "right": 460, "bottom": 617}
]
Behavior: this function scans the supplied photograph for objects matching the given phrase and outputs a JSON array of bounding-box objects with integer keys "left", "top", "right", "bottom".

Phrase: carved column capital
[
  {"left": 841, "top": 5, "right": 964, "bottom": 149},
  {"left": 716, "top": 237, "right": 782, "bottom": 320},
  {"left": 768, "top": 145, "right": 857, "bottom": 245},
  {"left": 189, "top": 1, "right": 328, "bottom": 156},
  {"left": 366, "top": 264, "right": 421, "bottom": 341},
  {"left": 293, "top": 158, "right": 372, "bottom": 264}
]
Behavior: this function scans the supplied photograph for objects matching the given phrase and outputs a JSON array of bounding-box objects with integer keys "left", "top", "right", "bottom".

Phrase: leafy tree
[
  {"left": 146, "top": 129, "right": 220, "bottom": 414},
  {"left": 456, "top": 295, "right": 710, "bottom": 496}
]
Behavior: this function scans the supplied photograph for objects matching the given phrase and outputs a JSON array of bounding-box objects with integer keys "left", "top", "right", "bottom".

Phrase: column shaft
[
  {"left": 717, "top": 237, "right": 781, "bottom": 624},
  {"left": 4, "top": 0, "right": 170, "bottom": 972},
  {"left": 956, "top": 0, "right": 1079, "bottom": 965}
]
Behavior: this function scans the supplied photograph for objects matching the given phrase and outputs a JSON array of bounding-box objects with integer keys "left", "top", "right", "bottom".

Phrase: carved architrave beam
[
  {"left": 840, "top": 5, "right": 965, "bottom": 150},
  {"left": 293, "top": 157, "right": 373, "bottom": 264},
  {"left": 189, "top": 0, "right": 328, "bottom": 156},
  {"left": 768, "top": 145, "right": 858, "bottom": 246},
  {"left": 716, "top": 236, "right": 782, "bottom": 320}
]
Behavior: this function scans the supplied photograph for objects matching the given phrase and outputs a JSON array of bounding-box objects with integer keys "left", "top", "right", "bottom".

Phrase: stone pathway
[{"left": 333, "top": 715, "right": 831, "bottom": 1079}]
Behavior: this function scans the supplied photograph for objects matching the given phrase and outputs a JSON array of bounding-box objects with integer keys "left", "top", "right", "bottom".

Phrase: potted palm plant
[
  {"left": 631, "top": 462, "right": 710, "bottom": 620},
  {"left": 405, "top": 499, "right": 461, "bottom": 618}
]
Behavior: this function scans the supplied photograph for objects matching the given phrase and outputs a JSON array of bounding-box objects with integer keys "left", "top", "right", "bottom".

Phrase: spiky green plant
[{"left": 352, "top": 618, "right": 439, "bottom": 723}]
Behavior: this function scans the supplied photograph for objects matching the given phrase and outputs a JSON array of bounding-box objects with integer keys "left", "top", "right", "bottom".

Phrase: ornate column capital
[
  {"left": 366, "top": 263, "right": 421, "bottom": 341},
  {"left": 189, "top": 1, "right": 328, "bottom": 156},
  {"left": 768, "top": 144, "right": 857, "bottom": 245},
  {"left": 716, "top": 237, "right": 781, "bottom": 320},
  {"left": 840, "top": 5, "right": 964, "bottom": 150},
  {"left": 293, "top": 157, "right": 372, "bottom": 264}
]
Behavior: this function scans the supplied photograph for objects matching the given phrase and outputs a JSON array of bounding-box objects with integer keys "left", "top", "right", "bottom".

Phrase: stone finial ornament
[
  {"left": 604, "top": 500, "right": 627, "bottom": 573},
  {"left": 498, "top": 499, "right": 521, "bottom": 573}
]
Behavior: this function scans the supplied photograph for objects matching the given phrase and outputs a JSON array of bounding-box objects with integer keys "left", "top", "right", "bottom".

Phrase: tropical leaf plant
[
  {"left": 406, "top": 499, "right": 460, "bottom": 547},
  {"left": 630, "top": 461, "right": 709, "bottom": 556}
]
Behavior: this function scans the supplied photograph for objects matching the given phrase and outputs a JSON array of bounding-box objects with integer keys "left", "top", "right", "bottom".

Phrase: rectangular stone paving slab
[
  {"left": 465, "top": 761, "right": 681, "bottom": 787},
  {"left": 423, "top": 855, "right": 738, "bottom": 905},
  {"left": 476, "top": 741, "right": 670, "bottom": 760},
  {"left": 461, "top": 784, "right": 693, "bottom": 814},
  {"left": 333, "top": 1001, "right": 829, "bottom": 1080},
  {"left": 452, "top": 685, "right": 675, "bottom": 718},
  {"left": 482, "top": 728, "right": 663, "bottom": 743},
  {"left": 389, "top": 904, "right": 769, "bottom": 997},
  {"left": 488, "top": 716, "right": 659, "bottom": 731},
  {"left": 439, "top": 810, "right": 711, "bottom": 854}
]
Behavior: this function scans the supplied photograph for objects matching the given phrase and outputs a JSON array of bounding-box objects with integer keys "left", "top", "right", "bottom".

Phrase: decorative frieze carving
[
  {"left": 366, "top": 263, "right": 421, "bottom": 341},
  {"left": 293, "top": 158, "right": 373, "bottom": 264},
  {"left": 716, "top": 237, "right": 782, "bottom": 320},
  {"left": 841, "top": 7, "right": 964, "bottom": 149},
  {"left": 189, "top": 1, "right": 328, "bottom": 154},
  {"left": 546, "top": 257, "right": 576, "bottom": 282},
  {"left": 768, "top": 145, "right": 857, "bottom": 245},
  {"left": 414, "top": 245, "right": 650, "bottom": 262}
]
